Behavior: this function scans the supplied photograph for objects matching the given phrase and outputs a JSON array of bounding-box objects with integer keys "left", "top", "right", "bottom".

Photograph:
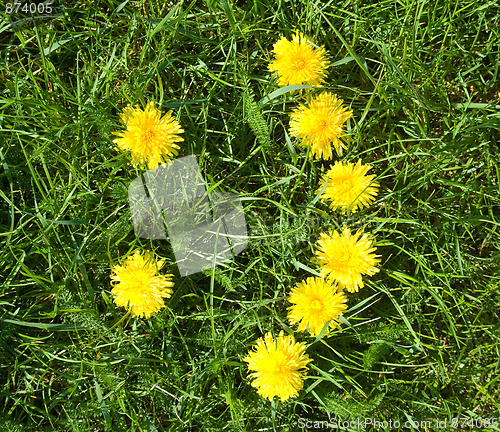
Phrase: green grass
[{"left": 1, "top": 0, "right": 499, "bottom": 430}]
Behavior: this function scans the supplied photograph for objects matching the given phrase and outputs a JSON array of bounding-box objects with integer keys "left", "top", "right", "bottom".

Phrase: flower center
[
  {"left": 276, "top": 363, "right": 287, "bottom": 375},
  {"left": 271, "top": 352, "right": 289, "bottom": 376},
  {"left": 293, "top": 57, "right": 307, "bottom": 71},
  {"left": 341, "top": 179, "right": 353, "bottom": 191},
  {"left": 333, "top": 247, "right": 353, "bottom": 270},
  {"left": 142, "top": 129, "right": 157, "bottom": 144},
  {"left": 130, "top": 270, "right": 151, "bottom": 293},
  {"left": 311, "top": 299, "right": 323, "bottom": 311}
]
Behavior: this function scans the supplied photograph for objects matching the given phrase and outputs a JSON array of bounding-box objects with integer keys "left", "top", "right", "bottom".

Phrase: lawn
[{"left": 0, "top": 0, "right": 499, "bottom": 430}]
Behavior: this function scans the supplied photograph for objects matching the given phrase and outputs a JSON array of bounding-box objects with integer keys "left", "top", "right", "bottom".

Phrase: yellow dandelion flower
[
  {"left": 243, "top": 331, "right": 312, "bottom": 402},
  {"left": 288, "top": 277, "right": 348, "bottom": 337},
  {"left": 110, "top": 250, "right": 174, "bottom": 318},
  {"left": 318, "top": 160, "right": 379, "bottom": 214},
  {"left": 315, "top": 227, "right": 380, "bottom": 293},
  {"left": 113, "top": 101, "right": 184, "bottom": 168},
  {"left": 289, "top": 92, "right": 353, "bottom": 160},
  {"left": 268, "top": 32, "right": 330, "bottom": 87}
]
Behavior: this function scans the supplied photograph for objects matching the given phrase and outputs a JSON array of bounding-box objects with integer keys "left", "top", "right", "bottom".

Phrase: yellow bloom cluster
[
  {"left": 244, "top": 31, "right": 384, "bottom": 404},
  {"left": 109, "top": 101, "right": 185, "bottom": 317},
  {"left": 268, "top": 32, "right": 351, "bottom": 160},
  {"left": 288, "top": 277, "right": 348, "bottom": 337},
  {"left": 109, "top": 94, "right": 187, "bottom": 317},
  {"left": 289, "top": 91, "right": 352, "bottom": 160},
  {"left": 268, "top": 32, "right": 330, "bottom": 87},
  {"left": 244, "top": 331, "right": 312, "bottom": 402},
  {"left": 113, "top": 101, "right": 184, "bottom": 168},
  {"left": 105, "top": 31, "right": 384, "bottom": 406},
  {"left": 317, "top": 160, "right": 379, "bottom": 214},
  {"left": 110, "top": 251, "right": 174, "bottom": 318},
  {"left": 315, "top": 227, "right": 380, "bottom": 293}
]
